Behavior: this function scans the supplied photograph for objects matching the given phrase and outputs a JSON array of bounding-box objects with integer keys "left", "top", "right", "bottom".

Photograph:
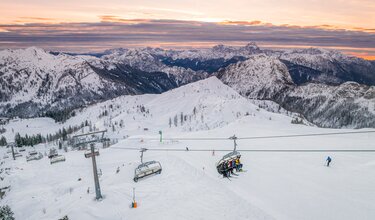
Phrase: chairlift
[
  {"left": 48, "top": 148, "right": 58, "bottom": 159},
  {"left": 26, "top": 152, "right": 43, "bottom": 162},
  {"left": 216, "top": 135, "right": 242, "bottom": 175},
  {"left": 216, "top": 151, "right": 241, "bottom": 174},
  {"left": 14, "top": 152, "right": 22, "bottom": 158},
  {"left": 134, "top": 161, "right": 162, "bottom": 182},
  {"left": 50, "top": 155, "right": 66, "bottom": 164},
  {"left": 28, "top": 150, "right": 38, "bottom": 156},
  {"left": 133, "top": 148, "right": 162, "bottom": 182}
]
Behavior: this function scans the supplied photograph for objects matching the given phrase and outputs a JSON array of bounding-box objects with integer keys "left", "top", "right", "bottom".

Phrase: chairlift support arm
[{"left": 229, "top": 135, "right": 237, "bottom": 151}]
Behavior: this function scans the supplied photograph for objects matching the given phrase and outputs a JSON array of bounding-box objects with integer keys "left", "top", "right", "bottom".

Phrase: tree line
[{"left": 13, "top": 120, "right": 90, "bottom": 147}]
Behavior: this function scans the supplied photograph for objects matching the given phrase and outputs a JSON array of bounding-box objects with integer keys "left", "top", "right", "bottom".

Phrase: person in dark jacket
[
  {"left": 231, "top": 160, "right": 236, "bottom": 174},
  {"left": 225, "top": 161, "right": 230, "bottom": 177},
  {"left": 326, "top": 156, "right": 332, "bottom": 167}
]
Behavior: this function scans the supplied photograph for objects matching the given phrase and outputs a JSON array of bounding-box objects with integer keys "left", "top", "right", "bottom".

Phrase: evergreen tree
[
  {"left": 180, "top": 112, "right": 184, "bottom": 125},
  {"left": 0, "top": 205, "right": 15, "bottom": 220},
  {"left": 173, "top": 115, "right": 178, "bottom": 127},
  {"left": 15, "top": 133, "right": 22, "bottom": 147},
  {"left": 62, "top": 128, "right": 68, "bottom": 141},
  {"left": 0, "top": 136, "right": 7, "bottom": 146}
]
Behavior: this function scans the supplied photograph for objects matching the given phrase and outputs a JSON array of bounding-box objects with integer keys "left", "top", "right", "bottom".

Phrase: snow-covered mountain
[
  {"left": 0, "top": 47, "right": 179, "bottom": 119},
  {"left": 276, "top": 48, "right": 375, "bottom": 86},
  {"left": 70, "top": 76, "right": 281, "bottom": 135},
  {"left": 0, "top": 76, "right": 295, "bottom": 142},
  {"left": 217, "top": 54, "right": 375, "bottom": 128},
  {"left": 1, "top": 43, "right": 375, "bottom": 128}
]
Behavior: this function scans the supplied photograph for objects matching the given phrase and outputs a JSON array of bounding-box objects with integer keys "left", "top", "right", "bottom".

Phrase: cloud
[
  {"left": 99, "top": 16, "right": 151, "bottom": 24},
  {"left": 0, "top": 19, "right": 374, "bottom": 58},
  {"left": 218, "top": 20, "right": 263, "bottom": 26}
]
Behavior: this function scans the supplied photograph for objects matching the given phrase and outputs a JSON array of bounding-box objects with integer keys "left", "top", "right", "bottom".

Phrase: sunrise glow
[{"left": 0, "top": 0, "right": 374, "bottom": 58}]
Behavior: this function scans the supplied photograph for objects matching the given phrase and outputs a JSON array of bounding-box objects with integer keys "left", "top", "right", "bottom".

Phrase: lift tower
[{"left": 72, "top": 130, "right": 108, "bottom": 200}]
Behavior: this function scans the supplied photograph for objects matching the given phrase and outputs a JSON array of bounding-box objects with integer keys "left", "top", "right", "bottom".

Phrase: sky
[{"left": 0, "top": 0, "right": 374, "bottom": 59}]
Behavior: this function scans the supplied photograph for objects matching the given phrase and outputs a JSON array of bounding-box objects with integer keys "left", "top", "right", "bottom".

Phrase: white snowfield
[{"left": 1, "top": 77, "right": 375, "bottom": 220}]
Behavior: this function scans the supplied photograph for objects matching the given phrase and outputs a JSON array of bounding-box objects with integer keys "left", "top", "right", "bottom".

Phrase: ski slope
[{"left": 1, "top": 77, "right": 375, "bottom": 220}]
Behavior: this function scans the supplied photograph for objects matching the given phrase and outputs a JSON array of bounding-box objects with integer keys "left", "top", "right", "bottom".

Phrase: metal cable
[{"left": 127, "top": 130, "right": 375, "bottom": 141}]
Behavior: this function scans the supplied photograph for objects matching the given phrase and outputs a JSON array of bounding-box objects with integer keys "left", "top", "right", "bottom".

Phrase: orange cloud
[
  {"left": 218, "top": 20, "right": 262, "bottom": 26},
  {"left": 13, "top": 17, "right": 57, "bottom": 24},
  {"left": 217, "top": 20, "right": 375, "bottom": 33},
  {"left": 360, "top": 55, "right": 375, "bottom": 60},
  {"left": 99, "top": 15, "right": 151, "bottom": 24}
]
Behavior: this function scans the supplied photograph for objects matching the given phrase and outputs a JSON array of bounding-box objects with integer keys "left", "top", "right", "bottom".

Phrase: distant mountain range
[{"left": 1, "top": 43, "right": 374, "bottom": 128}]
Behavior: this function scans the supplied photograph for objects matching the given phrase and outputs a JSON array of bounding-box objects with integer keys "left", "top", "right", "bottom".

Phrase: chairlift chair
[
  {"left": 14, "top": 152, "right": 22, "bottom": 158},
  {"left": 28, "top": 150, "right": 38, "bottom": 156},
  {"left": 216, "top": 151, "right": 241, "bottom": 174},
  {"left": 134, "top": 160, "right": 162, "bottom": 182},
  {"left": 48, "top": 148, "right": 58, "bottom": 159},
  {"left": 50, "top": 155, "right": 66, "bottom": 164},
  {"left": 26, "top": 152, "right": 43, "bottom": 162},
  {"left": 133, "top": 148, "right": 162, "bottom": 182},
  {"left": 216, "top": 135, "right": 242, "bottom": 175}
]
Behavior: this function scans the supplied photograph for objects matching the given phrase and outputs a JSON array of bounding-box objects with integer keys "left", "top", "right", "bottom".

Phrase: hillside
[
  {"left": 1, "top": 77, "right": 293, "bottom": 143},
  {"left": 1, "top": 77, "right": 375, "bottom": 220}
]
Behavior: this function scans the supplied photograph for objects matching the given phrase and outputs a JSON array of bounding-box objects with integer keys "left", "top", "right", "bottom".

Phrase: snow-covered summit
[{"left": 62, "top": 76, "right": 282, "bottom": 136}]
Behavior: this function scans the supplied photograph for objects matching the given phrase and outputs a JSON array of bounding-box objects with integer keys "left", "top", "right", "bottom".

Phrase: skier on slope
[{"left": 326, "top": 156, "right": 332, "bottom": 167}]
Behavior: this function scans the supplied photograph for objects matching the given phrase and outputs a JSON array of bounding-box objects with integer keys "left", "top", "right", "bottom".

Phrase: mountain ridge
[{"left": 1, "top": 43, "right": 374, "bottom": 128}]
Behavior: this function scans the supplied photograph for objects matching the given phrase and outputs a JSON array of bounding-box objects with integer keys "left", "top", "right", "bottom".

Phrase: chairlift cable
[
  {"left": 110, "top": 147, "right": 375, "bottom": 153},
  {"left": 127, "top": 130, "right": 375, "bottom": 141}
]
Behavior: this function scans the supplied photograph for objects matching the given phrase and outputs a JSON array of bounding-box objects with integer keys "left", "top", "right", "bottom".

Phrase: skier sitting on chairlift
[
  {"left": 225, "top": 161, "right": 231, "bottom": 177},
  {"left": 230, "top": 160, "right": 235, "bottom": 174},
  {"left": 235, "top": 156, "right": 243, "bottom": 171}
]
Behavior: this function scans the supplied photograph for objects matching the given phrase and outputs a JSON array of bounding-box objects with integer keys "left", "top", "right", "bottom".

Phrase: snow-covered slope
[
  {"left": 1, "top": 77, "right": 374, "bottom": 220},
  {"left": 217, "top": 54, "right": 375, "bottom": 128},
  {"left": 77, "top": 77, "right": 283, "bottom": 133}
]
